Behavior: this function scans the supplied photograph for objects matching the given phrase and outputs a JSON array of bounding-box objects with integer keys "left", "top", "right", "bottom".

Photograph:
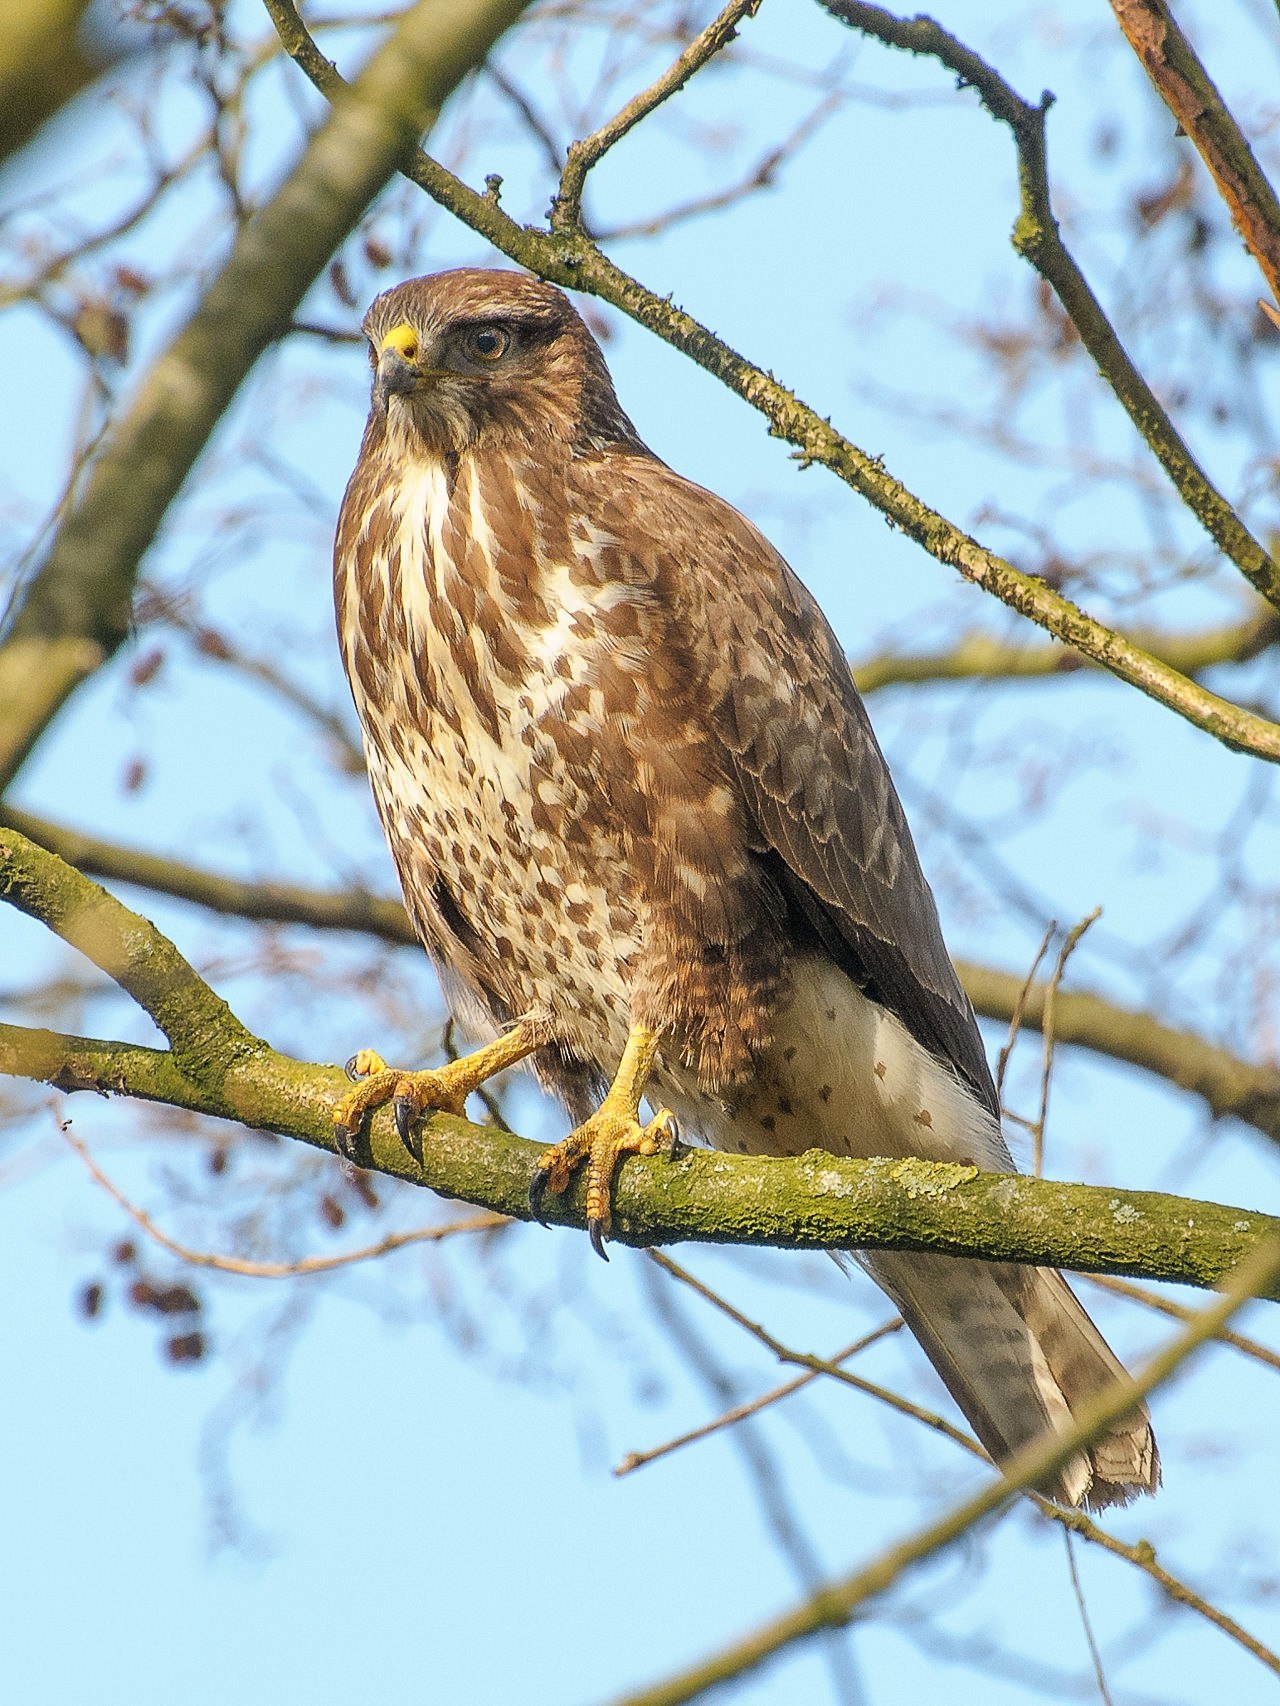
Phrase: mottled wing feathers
[{"left": 578, "top": 454, "right": 1000, "bottom": 1121}]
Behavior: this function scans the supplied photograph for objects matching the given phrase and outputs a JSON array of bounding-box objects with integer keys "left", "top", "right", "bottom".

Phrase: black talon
[
  {"left": 587, "top": 1217, "right": 610, "bottom": 1262},
  {"left": 344, "top": 1055, "right": 364, "bottom": 1082},
  {"left": 333, "top": 1119, "right": 361, "bottom": 1164},
  {"left": 394, "top": 1096, "right": 423, "bottom": 1163},
  {"left": 665, "top": 1116, "right": 681, "bottom": 1155},
  {"left": 528, "top": 1166, "right": 551, "bottom": 1224}
]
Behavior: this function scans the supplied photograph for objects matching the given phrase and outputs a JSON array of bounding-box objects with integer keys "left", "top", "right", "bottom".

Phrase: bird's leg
[
  {"left": 528, "top": 1023, "right": 679, "bottom": 1261},
  {"left": 333, "top": 1017, "right": 547, "bottom": 1164}
]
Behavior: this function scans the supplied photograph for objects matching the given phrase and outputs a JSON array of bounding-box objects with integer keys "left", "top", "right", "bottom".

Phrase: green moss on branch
[
  {"left": 11, "top": 809, "right": 1280, "bottom": 1147},
  {"left": 2, "top": 1018, "right": 1275, "bottom": 1296}
]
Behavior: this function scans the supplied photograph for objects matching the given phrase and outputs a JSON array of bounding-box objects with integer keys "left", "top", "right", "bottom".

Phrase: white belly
[{"left": 656, "top": 953, "right": 1012, "bottom": 1172}]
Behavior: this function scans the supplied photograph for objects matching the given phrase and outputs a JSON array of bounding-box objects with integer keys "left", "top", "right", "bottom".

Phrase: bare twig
[
  {"left": 614, "top": 1318, "right": 904, "bottom": 1476},
  {"left": 552, "top": 0, "right": 763, "bottom": 230},
  {"left": 958, "top": 959, "right": 1280, "bottom": 1148},
  {"left": 63, "top": 1125, "right": 506, "bottom": 1275},
  {"left": 995, "top": 923, "right": 1054, "bottom": 1102},
  {"left": 1031, "top": 908, "right": 1101, "bottom": 1177},
  {"left": 609, "top": 1239, "right": 1280, "bottom": 1706},
  {"left": 593, "top": 90, "right": 842, "bottom": 243},
  {"left": 1063, "top": 1531, "right": 1115, "bottom": 1706}
]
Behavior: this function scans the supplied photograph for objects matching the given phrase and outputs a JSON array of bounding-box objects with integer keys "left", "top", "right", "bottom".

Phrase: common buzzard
[{"left": 331, "top": 268, "right": 1158, "bottom": 1511}]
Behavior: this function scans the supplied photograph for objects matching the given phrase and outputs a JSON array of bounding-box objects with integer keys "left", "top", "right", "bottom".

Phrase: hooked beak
[{"left": 373, "top": 345, "right": 424, "bottom": 413}]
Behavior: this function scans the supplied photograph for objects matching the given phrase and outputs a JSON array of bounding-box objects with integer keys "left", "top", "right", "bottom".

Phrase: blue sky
[{"left": 3, "top": 2, "right": 1280, "bottom": 1703}]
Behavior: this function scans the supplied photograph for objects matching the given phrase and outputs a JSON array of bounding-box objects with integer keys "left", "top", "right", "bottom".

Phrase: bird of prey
[{"left": 331, "top": 267, "right": 1158, "bottom": 1510}]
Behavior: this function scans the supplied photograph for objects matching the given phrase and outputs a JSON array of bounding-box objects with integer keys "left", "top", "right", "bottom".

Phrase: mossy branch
[
  {"left": 1, "top": 827, "right": 1276, "bottom": 1295},
  {"left": 0, "top": 0, "right": 534, "bottom": 792},
  {"left": 263, "top": 0, "right": 1280, "bottom": 765},
  {"left": 851, "top": 611, "right": 1280, "bottom": 695},
  {"left": 3, "top": 1015, "right": 1276, "bottom": 1294},
  {"left": 10, "top": 808, "right": 1279, "bottom": 1147},
  {"left": 0, "top": 827, "right": 261, "bottom": 1081}
]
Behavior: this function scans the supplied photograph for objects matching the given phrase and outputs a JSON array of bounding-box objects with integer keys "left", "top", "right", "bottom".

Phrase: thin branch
[
  {"left": 614, "top": 1319, "right": 904, "bottom": 1477},
  {"left": 817, "top": 0, "right": 1280, "bottom": 612},
  {"left": 648, "top": 1255, "right": 1280, "bottom": 1682},
  {"left": 995, "top": 922, "right": 1054, "bottom": 1102},
  {"left": 647, "top": 1250, "right": 978, "bottom": 1440},
  {"left": 957, "top": 959, "right": 1280, "bottom": 1148},
  {"left": 485, "top": 61, "right": 563, "bottom": 174},
  {"left": 592, "top": 92, "right": 842, "bottom": 243},
  {"left": 638, "top": 1259, "right": 865, "bottom": 1706},
  {"left": 1086, "top": 1272, "right": 1280, "bottom": 1376},
  {"left": 551, "top": 0, "right": 763, "bottom": 230},
  {"left": 851, "top": 609, "right": 1280, "bottom": 696},
  {"left": 1063, "top": 1531, "right": 1115, "bottom": 1706},
  {"left": 1110, "top": 0, "right": 1280, "bottom": 321},
  {"left": 1031, "top": 908, "right": 1101, "bottom": 1177},
  {"left": 607, "top": 1238, "right": 1280, "bottom": 1706},
  {"left": 63, "top": 1125, "right": 506, "bottom": 1275}
]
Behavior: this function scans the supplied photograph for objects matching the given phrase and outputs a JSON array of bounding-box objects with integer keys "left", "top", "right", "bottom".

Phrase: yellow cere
[{"left": 380, "top": 323, "right": 419, "bottom": 361}]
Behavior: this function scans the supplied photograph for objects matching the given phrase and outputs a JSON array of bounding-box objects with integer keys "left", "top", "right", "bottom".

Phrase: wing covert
[{"left": 582, "top": 455, "right": 1000, "bottom": 1119}]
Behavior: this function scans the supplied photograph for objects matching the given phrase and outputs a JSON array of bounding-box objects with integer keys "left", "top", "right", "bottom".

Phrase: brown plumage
[{"left": 333, "top": 267, "right": 1158, "bottom": 1510}]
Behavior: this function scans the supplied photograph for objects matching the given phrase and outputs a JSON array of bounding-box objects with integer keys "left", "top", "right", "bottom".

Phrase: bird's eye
[{"left": 466, "top": 326, "right": 510, "bottom": 363}]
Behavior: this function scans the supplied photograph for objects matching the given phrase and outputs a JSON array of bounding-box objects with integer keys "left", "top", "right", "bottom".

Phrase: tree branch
[
  {"left": 0, "top": 826, "right": 261, "bottom": 1077},
  {"left": 63, "top": 1124, "right": 506, "bottom": 1277},
  {"left": 1, "top": 1021, "right": 1276, "bottom": 1295},
  {"left": 958, "top": 959, "right": 1280, "bottom": 1148},
  {"left": 639, "top": 1252, "right": 1280, "bottom": 1681},
  {"left": 262, "top": 2, "right": 1280, "bottom": 764},
  {"left": 607, "top": 1236, "right": 1280, "bottom": 1706},
  {"left": 10, "top": 808, "right": 1279, "bottom": 1146},
  {"left": 0, "top": 0, "right": 534, "bottom": 791},
  {"left": 817, "top": 0, "right": 1280, "bottom": 611},
  {"left": 551, "top": 0, "right": 762, "bottom": 230},
  {"left": 851, "top": 608, "right": 1280, "bottom": 695},
  {"left": 0, "top": 807, "right": 416, "bottom": 944},
  {"left": 1086, "top": 1272, "right": 1280, "bottom": 1376},
  {"left": 1110, "top": 0, "right": 1280, "bottom": 320}
]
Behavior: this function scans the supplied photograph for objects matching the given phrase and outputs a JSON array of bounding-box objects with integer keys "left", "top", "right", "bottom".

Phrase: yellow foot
[
  {"left": 529, "top": 1102, "right": 679, "bottom": 1261},
  {"left": 332, "top": 1021, "right": 544, "bottom": 1165}
]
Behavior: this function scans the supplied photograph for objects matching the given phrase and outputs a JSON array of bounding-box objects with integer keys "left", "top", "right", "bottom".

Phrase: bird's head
[{"left": 360, "top": 269, "right": 641, "bottom": 458}]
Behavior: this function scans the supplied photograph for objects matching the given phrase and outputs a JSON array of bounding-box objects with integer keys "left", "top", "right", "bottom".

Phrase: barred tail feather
[{"left": 863, "top": 1250, "right": 1160, "bottom": 1510}]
